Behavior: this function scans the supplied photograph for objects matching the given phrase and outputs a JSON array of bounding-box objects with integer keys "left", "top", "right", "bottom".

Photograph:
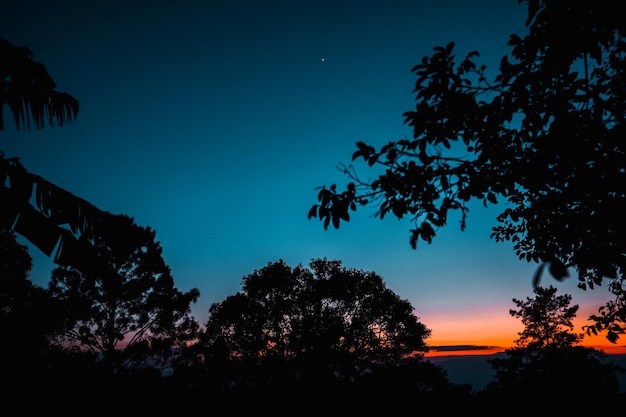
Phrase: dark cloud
[{"left": 430, "top": 345, "right": 501, "bottom": 352}]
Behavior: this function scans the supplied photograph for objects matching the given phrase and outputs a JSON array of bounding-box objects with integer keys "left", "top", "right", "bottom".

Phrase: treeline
[{"left": 1, "top": 229, "right": 624, "bottom": 413}]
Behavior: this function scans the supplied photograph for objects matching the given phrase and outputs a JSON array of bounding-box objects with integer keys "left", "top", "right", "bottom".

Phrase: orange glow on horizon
[
  {"left": 421, "top": 310, "right": 626, "bottom": 357},
  {"left": 425, "top": 342, "right": 626, "bottom": 357}
]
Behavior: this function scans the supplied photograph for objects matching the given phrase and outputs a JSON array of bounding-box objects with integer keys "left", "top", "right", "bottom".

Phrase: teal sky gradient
[{"left": 1, "top": 0, "right": 616, "bottom": 350}]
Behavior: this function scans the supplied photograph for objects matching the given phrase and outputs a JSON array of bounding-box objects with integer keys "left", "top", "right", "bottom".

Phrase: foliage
[
  {"left": 190, "top": 258, "right": 432, "bottom": 392},
  {"left": 0, "top": 229, "right": 32, "bottom": 295},
  {"left": 0, "top": 229, "right": 65, "bottom": 375},
  {"left": 0, "top": 36, "right": 136, "bottom": 278},
  {"left": 484, "top": 285, "right": 624, "bottom": 404},
  {"left": 47, "top": 214, "right": 200, "bottom": 374},
  {"left": 586, "top": 278, "right": 626, "bottom": 343},
  {"left": 483, "top": 345, "right": 623, "bottom": 409},
  {"left": 308, "top": 0, "right": 626, "bottom": 341},
  {"left": 0, "top": 36, "right": 79, "bottom": 129},
  {"left": 0, "top": 155, "right": 131, "bottom": 276},
  {"left": 510, "top": 285, "right": 581, "bottom": 349}
]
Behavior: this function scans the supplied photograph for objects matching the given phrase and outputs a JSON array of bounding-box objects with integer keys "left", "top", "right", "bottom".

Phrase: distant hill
[
  {"left": 428, "top": 353, "right": 503, "bottom": 392},
  {"left": 428, "top": 353, "right": 626, "bottom": 393}
]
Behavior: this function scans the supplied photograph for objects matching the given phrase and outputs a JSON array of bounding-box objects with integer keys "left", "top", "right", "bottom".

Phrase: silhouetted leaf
[
  {"left": 532, "top": 263, "right": 545, "bottom": 288},
  {"left": 548, "top": 259, "right": 569, "bottom": 281}
]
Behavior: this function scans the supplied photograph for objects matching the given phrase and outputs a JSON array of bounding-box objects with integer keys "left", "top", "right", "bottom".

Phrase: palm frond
[{"left": 0, "top": 36, "right": 79, "bottom": 130}]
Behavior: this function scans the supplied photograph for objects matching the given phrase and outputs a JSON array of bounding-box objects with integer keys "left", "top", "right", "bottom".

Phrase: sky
[{"left": 2, "top": 0, "right": 623, "bottom": 355}]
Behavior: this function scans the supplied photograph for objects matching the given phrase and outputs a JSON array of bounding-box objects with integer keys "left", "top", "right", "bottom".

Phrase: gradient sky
[{"left": 2, "top": 0, "right": 622, "bottom": 355}]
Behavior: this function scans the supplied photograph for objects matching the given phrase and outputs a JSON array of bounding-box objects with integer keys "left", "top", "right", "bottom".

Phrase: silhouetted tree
[
  {"left": 0, "top": 229, "right": 65, "bottom": 377},
  {"left": 188, "top": 258, "right": 434, "bottom": 394},
  {"left": 308, "top": 1, "right": 626, "bottom": 342},
  {"left": 482, "top": 285, "right": 623, "bottom": 408},
  {"left": 1, "top": 36, "right": 199, "bottom": 401},
  {"left": 47, "top": 214, "right": 200, "bottom": 375},
  {"left": 510, "top": 285, "right": 582, "bottom": 349}
]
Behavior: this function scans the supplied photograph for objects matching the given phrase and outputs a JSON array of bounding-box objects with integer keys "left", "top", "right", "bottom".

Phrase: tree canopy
[
  {"left": 47, "top": 214, "right": 200, "bottom": 374},
  {"left": 194, "top": 258, "right": 432, "bottom": 392},
  {"left": 510, "top": 285, "right": 582, "bottom": 349},
  {"left": 483, "top": 285, "right": 623, "bottom": 407},
  {"left": 308, "top": 0, "right": 626, "bottom": 342}
]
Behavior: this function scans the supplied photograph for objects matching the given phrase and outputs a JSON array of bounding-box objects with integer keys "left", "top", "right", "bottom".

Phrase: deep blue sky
[{"left": 1, "top": 0, "right": 617, "bottom": 350}]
